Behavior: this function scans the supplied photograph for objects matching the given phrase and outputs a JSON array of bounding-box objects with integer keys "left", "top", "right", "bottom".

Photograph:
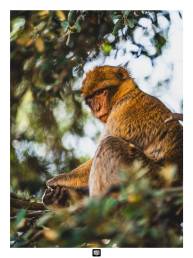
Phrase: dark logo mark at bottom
[{"left": 92, "top": 249, "right": 101, "bottom": 256}]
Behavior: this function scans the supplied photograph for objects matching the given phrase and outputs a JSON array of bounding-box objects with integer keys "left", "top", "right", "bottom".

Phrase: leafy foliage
[{"left": 10, "top": 175, "right": 182, "bottom": 247}]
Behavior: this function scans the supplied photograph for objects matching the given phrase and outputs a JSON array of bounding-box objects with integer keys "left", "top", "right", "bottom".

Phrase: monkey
[{"left": 42, "top": 65, "right": 183, "bottom": 205}]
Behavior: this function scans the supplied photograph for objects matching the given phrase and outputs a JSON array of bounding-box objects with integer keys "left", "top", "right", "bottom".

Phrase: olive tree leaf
[{"left": 112, "top": 19, "right": 123, "bottom": 35}]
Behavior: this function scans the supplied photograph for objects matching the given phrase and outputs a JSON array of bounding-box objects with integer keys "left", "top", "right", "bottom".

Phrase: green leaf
[
  {"left": 101, "top": 42, "right": 112, "bottom": 55},
  {"left": 36, "top": 212, "right": 53, "bottom": 227},
  {"left": 111, "top": 14, "right": 122, "bottom": 22},
  {"left": 11, "top": 17, "right": 25, "bottom": 41},
  {"left": 112, "top": 19, "right": 122, "bottom": 35},
  {"left": 127, "top": 18, "right": 135, "bottom": 29},
  {"left": 75, "top": 19, "right": 81, "bottom": 33},
  {"left": 62, "top": 20, "right": 69, "bottom": 32},
  {"left": 123, "top": 11, "right": 131, "bottom": 17},
  {"left": 16, "top": 209, "right": 26, "bottom": 226},
  {"left": 68, "top": 11, "right": 76, "bottom": 26},
  {"left": 34, "top": 21, "right": 46, "bottom": 32},
  {"left": 102, "top": 197, "right": 117, "bottom": 216},
  {"left": 154, "top": 33, "right": 167, "bottom": 53}
]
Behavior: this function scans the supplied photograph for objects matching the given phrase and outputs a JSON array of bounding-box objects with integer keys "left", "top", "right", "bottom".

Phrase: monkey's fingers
[
  {"left": 42, "top": 186, "right": 70, "bottom": 207},
  {"left": 57, "top": 188, "right": 70, "bottom": 206},
  {"left": 52, "top": 186, "right": 61, "bottom": 199},
  {"left": 42, "top": 188, "right": 55, "bottom": 206}
]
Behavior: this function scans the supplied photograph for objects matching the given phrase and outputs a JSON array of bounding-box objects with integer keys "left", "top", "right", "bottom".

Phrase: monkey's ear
[{"left": 116, "top": 67, "right": 129, "bottom": 81}]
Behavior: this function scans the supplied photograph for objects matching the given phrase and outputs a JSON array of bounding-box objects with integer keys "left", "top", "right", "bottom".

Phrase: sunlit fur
[
  {"left": 81, "top": 66, "right": 130, "bottom": 97},
  {"left": 44, "top": 66, "right": 183, "bottom": 203}
]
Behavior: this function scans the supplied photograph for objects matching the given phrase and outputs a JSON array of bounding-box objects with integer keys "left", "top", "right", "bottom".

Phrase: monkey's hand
[
  {"left": 42, "top": 186, "right": 71, "bottom": 208},
  {"left": 43, "top": 160, "right": 91, "bottom": 208},
  {"left": 42, "top": 186, "right": 88, "bottom": 209}
]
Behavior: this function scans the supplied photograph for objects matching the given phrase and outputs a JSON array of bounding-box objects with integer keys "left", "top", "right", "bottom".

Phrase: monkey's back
[{"left": 107, "top": 88, "right": 183, "bottom": 167}]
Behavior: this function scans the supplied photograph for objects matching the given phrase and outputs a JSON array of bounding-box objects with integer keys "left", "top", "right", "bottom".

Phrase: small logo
[{"left": 92, "top": 249, "right": 101, "bottom": 256}]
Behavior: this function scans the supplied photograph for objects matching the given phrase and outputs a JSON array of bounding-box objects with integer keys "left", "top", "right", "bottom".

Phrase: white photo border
[{"left": 1, "top": 1, "right": 192, "bottom": 257}]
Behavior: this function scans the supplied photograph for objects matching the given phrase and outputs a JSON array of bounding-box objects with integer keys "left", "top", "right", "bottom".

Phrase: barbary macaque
[{"left": 43, "top": 65, "right": 183, "bottom": 206}]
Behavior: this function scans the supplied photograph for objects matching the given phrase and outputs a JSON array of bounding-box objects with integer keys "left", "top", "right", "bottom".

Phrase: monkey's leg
[{"left": 89, "top": 136, "right": 148, "bottom": 197}]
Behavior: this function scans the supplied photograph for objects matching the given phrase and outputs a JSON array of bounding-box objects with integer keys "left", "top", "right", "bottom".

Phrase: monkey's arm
[{"left": 46, "top": 159, "right": 92, "bottom": 188}]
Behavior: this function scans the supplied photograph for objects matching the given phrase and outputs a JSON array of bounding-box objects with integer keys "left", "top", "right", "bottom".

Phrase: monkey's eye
[
  {"left": 95, "top": 88, "right": 108, "bottom": 96},
  {"left": 85, "top": 89, "right": 108, "bottom": 106},
  {"left": 95, "top": 89, "right": 104, "bottom": 95}
]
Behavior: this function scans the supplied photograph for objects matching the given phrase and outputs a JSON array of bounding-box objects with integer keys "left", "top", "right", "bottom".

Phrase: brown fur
[
  {"left": 81, "top": 66, "right": 130, "bottom": 97},
  {"left": 43, "top": 66, "right": 183, "bottom": 204}
]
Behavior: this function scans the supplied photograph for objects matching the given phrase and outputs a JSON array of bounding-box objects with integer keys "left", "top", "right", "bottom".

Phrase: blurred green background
[{"left": 10, "top": 11, "right": 183, "bottom": 247}]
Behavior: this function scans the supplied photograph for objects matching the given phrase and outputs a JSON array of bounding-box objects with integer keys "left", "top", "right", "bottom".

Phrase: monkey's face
[{"left": 85, "top": 88, "right": 110, "bottom": 123}]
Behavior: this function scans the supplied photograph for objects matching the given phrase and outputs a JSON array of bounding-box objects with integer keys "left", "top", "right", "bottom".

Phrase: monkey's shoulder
[
  {"left": 107, "top": 91, "right": 182, "bottom": 149},
  {"left": 110, "top": 91, "right": 172, "bottom": 124}
]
